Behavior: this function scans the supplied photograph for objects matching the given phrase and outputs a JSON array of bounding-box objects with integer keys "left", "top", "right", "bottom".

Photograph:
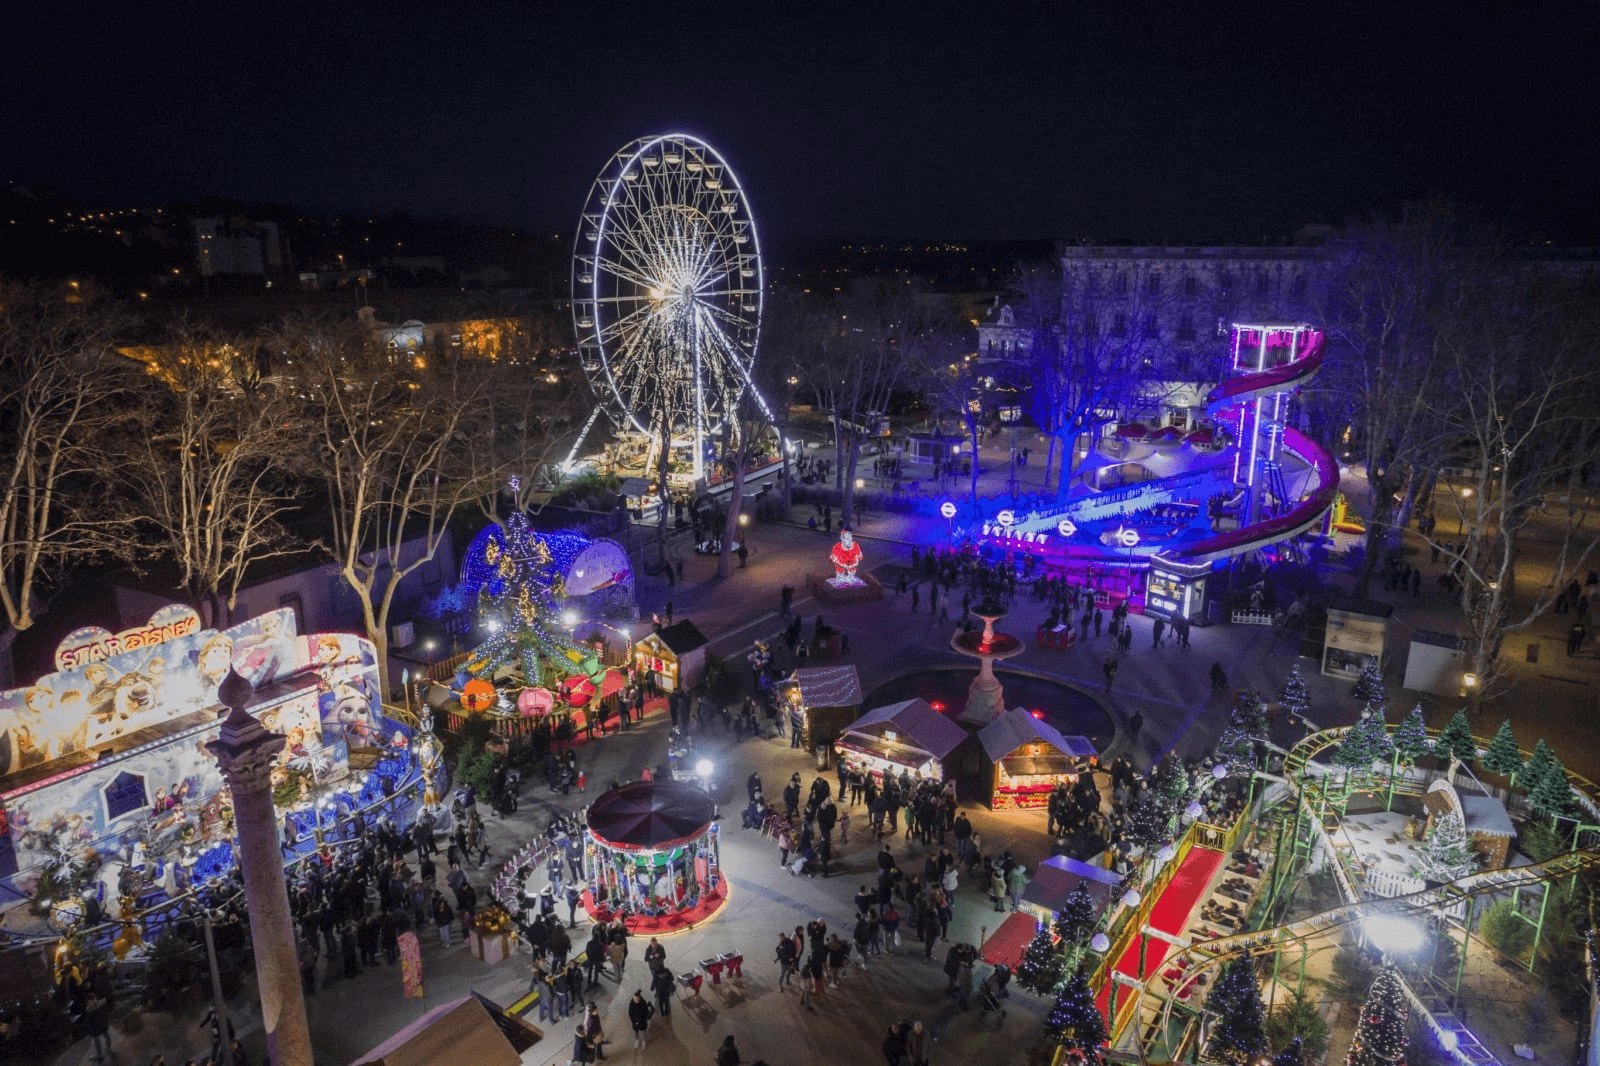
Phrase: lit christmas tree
[
  {"left": 1345, "top": 966, "right": 1409, "bottom": 1066},
  {"left": 1273, "top": 1037, "right": 1306, "bottom": 1066},
  {"left": 1123, "top": 793, "right": 1171, "bottom": 849},
  {"left": 1530, "top": 754, "right": 1578, "bottom": 822},
  {"left": 1351, "top": 659, "right": 1385, "bottom": 703},
  {"left": 1520, "top": 739, "right": 1558, "bottom": 797},
  {"left": 1206, "top": 953, "right": 1269, "bottom": 1065},
  {"left": 1413, "top": 808, "right": 1477, "bottom": 883},
  {"left": 1392, "top": 705, "right": 1431, "bottom": 767},
  {"left": 1150, "top": 756, "right": 1195, "bottom": 825},
  {"left": 1016, "top": 921, "right": 1066, "bottom": 996},
  {"left": 1481, "top": 720, "right": 1523, "bottom": 781},
  {"left": 464, "top": 500, "right": 599, "bottom": 697},
  {"left": 1435, "top": 709, "right": 1477, "bottom": 768},
  {"left": 1332, "top": 711, "right": 1392, "bottom": 771},
  {"left": 1277, "top": 664, "right": 1310, "bottom": 723},
  {"left": 1054, "top": 882, "right": 1099, "bottom": 944},
  {"left": 1218, "top": 688, "right": 1269, "bottom": 766},
  {"left": 1045, "top": 966, "right": 1108, "bottom": 1062}
]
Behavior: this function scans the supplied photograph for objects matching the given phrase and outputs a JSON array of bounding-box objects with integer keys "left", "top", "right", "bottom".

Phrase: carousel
[{"left": 579, "top": 779, "right": 726, "bottom": 934}]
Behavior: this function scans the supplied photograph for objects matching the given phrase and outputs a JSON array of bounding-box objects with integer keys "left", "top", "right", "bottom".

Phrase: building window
[
  {"left": 1084, "top": 314, "right": 1098, "bottom": 336},
  {"left": 1146, "top": 274, "right": 1161, "bottom": 295},
  {"left": 1114, "top": 273, "right": 1128, "bottom": 295},
  {"left": 1141, "top": 315, "right": 1158, "bottom": 339},
  {"left": 104, "top": 771, "right": 148, "bottom": 821},
  {"left": 1184, "top": 276, "right": 1198, "bottom": 296},
  {"left": 1177, "top": 314, "right": 1194, "bottom": 340},
  {"left": 1291, "top": 274, "right": 1306, "bottom": 298},
  {"left": 1219, "top": 273, "right": 1232, "bottom": 297},
  {"left": 1112, "top": 314, "right": 1127, "bottom": 337},
  {"left": 1256, "top": 274, "right": 1269, "bottom": 294}
]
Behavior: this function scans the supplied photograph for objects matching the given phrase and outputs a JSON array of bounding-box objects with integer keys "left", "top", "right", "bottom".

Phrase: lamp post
[{"left": 206, "top": 670, "right": 314, "bottom": 1066}]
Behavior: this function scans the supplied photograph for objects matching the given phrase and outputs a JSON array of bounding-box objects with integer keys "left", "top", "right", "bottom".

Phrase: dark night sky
[{"left": 5, "top": 0, "right": 1597, "bottom": 243}]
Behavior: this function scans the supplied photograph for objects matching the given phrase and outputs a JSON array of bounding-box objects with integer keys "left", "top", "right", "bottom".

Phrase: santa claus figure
[{"left": 828, "top": 527, "right": 864, "bottom": 586}]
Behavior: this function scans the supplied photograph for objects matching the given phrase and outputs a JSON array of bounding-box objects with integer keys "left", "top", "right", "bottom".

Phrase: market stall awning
[
  {"left": 600, "top": 668, "right": 626, "bottom": 698},
  {"left": 1021, "top": 854, "right": 1123, "bottom": 913},
  {"left": 788, "top": 664, "right": 862, "bottom": 708},
  {"left": 351, "top": 993, "right": 536, "bottom": 1066},
  {"left": 978, "top": 707, "right": 1098, "bottom": 763},
  {"left": 980, "top": 911, "right": 1038, "bottom": 970},
  {"left": 842, "top": 698, "right": 967, "bottom": 761},
  {"left": 835, "top": 735, "right": 934, "bottom": 772}
]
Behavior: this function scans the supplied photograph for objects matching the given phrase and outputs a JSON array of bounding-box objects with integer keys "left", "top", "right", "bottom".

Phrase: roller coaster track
[{"left": 1124, "top": 723, "right": 1600, "bottom": 1063}]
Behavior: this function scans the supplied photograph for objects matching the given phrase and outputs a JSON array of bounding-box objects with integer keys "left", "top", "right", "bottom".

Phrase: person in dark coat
[
  {"left": 881, "top": 1022, "right": 906, "bottom": 1066},
  {"left": 627, "top": 990, "right": 654, "bottom": 1049},
  {"left": 715, "top": 1035, "right": 742, "bottom": 1066},
  {"left": 571, "top": 1021, "right": 594, "bottom": 1065},
  {"left": 650, "top": 964, "right": 675, "bottom": 1017}
]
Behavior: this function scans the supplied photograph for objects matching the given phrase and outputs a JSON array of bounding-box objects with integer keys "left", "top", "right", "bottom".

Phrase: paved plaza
[{"left": 46, "top": 438, "right": 1600, "bottom": 1065}]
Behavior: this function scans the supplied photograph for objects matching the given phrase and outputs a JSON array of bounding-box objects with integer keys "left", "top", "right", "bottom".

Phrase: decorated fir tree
[
  {"left": 1481, "top": 721, "right": 1523, "bottom": 782},
  {"left": 1435, "top": 710, "right": 1478, "bottom": 768},
  {"left": 1273, "top": 1037, "right": 1306, "bottom": 1066},
  {"left": 1530, "top": 755, "right": 1578, "bottom": 822},
  {"left": 1345, "top": 966, "right": 1410, "bottom": 1066},
  {"left": 1046, "top": 966, "right": 1108, "bottom": 1061},
  {"left": 1392, "top": 705, "right": 1431, "bottom": 767},
  {"left": 1332, "top": 711, "right": 1392, "bottom": 771},
  {"left": 1206, "top": 953, "right": 1269, "bottom": 1065},
  {"left": 1351, "top": 659, "right": 1385, "bottom": 703},
  {"left": 1218, "top": 688, "right": 1269, "bottom": 766},
  {"left": 464, "top": 503, "right": 601, "bottom": 698},
  {"left": 1277, "top": 664, "right": 1310, "bottom": 723},
  {"left": 1054, "top": 882, "right": 1099, "bottom": 944},
  {"left": 1520, "top": 739, "right": 1559, "bottom": 798},
  {"left": 1413, "top": 808, "right": 1477, "bottom": 883},
  {"left": 1016, "top": 922, "right": 1067, "bottom": 996},
  {"left": 1124, "top": 794, "right": 1171, "bottom": 848},
  {"left": 1150, "top": 757, "right": 1195, "bottom": 825}
]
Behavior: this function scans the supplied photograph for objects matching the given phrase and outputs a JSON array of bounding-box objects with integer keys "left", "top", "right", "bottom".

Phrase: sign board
[
  {"left": 1057, "top": 519, "right": 1077, "bottom": 538},
  {"left": 997, "top": 510, "right": 1015, "bottom": 527},
  {"left": 940, "top": 501, "right": 957, "bottom": 519}
]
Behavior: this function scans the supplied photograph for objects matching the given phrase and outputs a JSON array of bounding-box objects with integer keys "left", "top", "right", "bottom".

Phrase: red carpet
[
  {"left": 581, "top": 881, "right": 729, "bottom": 936},
  {"left": 1096, "top": 847, "right": 1223, "bottom": 1017},
  {"left": 981, "top": 911, "right": 1039, "bottom": 970}
]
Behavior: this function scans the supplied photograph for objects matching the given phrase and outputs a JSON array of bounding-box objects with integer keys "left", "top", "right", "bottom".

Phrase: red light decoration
[
  {"left": 929, "top": 701, "right": 946, "bottom": 712},
  {"left": 1030, "top": 709, "right": 1045, "bottom": 720}
]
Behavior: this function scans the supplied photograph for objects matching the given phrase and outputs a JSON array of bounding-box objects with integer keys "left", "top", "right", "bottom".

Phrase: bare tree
[
  {"left": 0, "top": 284, "right": 136, "bottom": 685},
  {"left": 1010, "top": 253, "right": 1176, "bottom": 494},
  {"left": 118, "top": 322, "right": 307, "bottom": 627},
  {"left": 1317, "top": 204, "right": 1462, "bottom": 598},
  {"left": 284, "top": 321, "right": 492, "bottom": 696},
  {"left": 468, "top": 356, "right": 582, "bottom": 520},
  {"left": 1424, "top": 280, "right": 1600, "bottom": 701}
]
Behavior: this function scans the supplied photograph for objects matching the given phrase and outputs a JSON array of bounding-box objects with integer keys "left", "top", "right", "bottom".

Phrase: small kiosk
[
  {"left": 834, "top": 698, "right": 967, "bottom": 786},
  {"left": 1322, "top": 596, "right": 1393, "bottom": 680},
  {"left": 781, "top": 664, "right": 863, "bottom": 751},
  {"left": 976, "top": 707, "right": 1099, "bottom": 810},
  {"left": 1144, "top": 556, "right": 1212, "bottom": 625},
  {"left": 632, "top": 621, "right": 710, "bottom": 693},
  {"left": 1018, "top": 854, "right": 1122, "bottom": 924}
]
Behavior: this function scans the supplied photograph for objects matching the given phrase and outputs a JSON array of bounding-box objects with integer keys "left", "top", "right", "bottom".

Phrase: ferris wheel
[{"left": 568, "top": 133, "right": 774, "bottom": 482}]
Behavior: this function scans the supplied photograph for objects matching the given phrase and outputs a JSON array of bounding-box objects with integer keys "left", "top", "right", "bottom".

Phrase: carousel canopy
[
  {"left": 586, "top": 779, "right": 717, "bottom": 852},
  {"left": 842, "top": 698, "right": 967, "bottom": 762},
  {"left": 788, "top": 664, "right": 862, "bottom": 708},
  {"left": 978, "top": 707, "right": 1098, "bottom": 764}
]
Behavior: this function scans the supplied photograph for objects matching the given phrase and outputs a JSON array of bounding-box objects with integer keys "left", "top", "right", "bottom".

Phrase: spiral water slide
[{"left": 1150, "top": 330, "right": 1338, "bottom": 567}]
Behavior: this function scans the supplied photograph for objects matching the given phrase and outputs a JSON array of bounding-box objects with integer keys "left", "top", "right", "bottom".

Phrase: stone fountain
[{"left": 951, "top": 602, "right": 1025, "bottom": 727}]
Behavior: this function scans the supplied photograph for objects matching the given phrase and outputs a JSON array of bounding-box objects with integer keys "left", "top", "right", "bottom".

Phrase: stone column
[{"left": 206, "top": 670, "right": 313, "bottom": 1066}]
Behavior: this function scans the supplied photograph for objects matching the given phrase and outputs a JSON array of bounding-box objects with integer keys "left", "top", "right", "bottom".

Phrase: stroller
[{"left": 978, "top": 964, "right": 1011, "bottom": 1023}]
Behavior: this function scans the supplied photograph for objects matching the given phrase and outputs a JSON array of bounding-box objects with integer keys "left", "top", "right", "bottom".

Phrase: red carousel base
[{"left": 581, "top": 882, "right": 730, "bottom": 936}]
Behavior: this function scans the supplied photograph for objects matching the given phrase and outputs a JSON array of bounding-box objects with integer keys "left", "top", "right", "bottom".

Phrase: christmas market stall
[
  {"left": 976, "top": 707, "right": 1098, "bottom": 810},
  {"left": 781, "top": 664, "right": 862, "bottom": 751},
  {"left": 580, "top": 779, "right": 726, "bottom": 934},
  {"left": 833, "top": 699, "right": 967, "bottom": 786},
  {"left": 631, "top": 622, "right": 709, "bottom": 694},
  {"left": 1018, "top": 855, "right": 1121, "bottom": 925}
]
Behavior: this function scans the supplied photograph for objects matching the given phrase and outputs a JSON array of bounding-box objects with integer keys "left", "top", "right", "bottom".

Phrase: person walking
[
  {"left": 905, "top": 1020, "right": 930, "bottom": 1066},
  {"left": 431, "top": 890, "right": 454, "bottom": 948},
  {"left": 627, "top": 990, "right": 654, "bottom": 1049},
  {"left": 910, "top": 585, "right": 920, "bottom": 613},
  {"left": 777, "top": 930, "right": 799, "bottom": 988},
  {"left": 1008, "top": 863, "right": 1029, "bottom": 910},
  {"left": 989, "top": 865, "right": 1007, "bottom": 911},
  {"left": 716, "top": 1034, "right": 743, "bottom": 1066},
  {"left": 1102, "top": 657, "right": 1119, "bottom": 692},
  {"left": 882, "top": 1023, "right": 907, "bottom": 1066},
  {"left": 1128, "top": 710, "right": 1144, "bottom": 740},
  {"left": 650, "top": 963, "right": 674, "bottom": 1018}
]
